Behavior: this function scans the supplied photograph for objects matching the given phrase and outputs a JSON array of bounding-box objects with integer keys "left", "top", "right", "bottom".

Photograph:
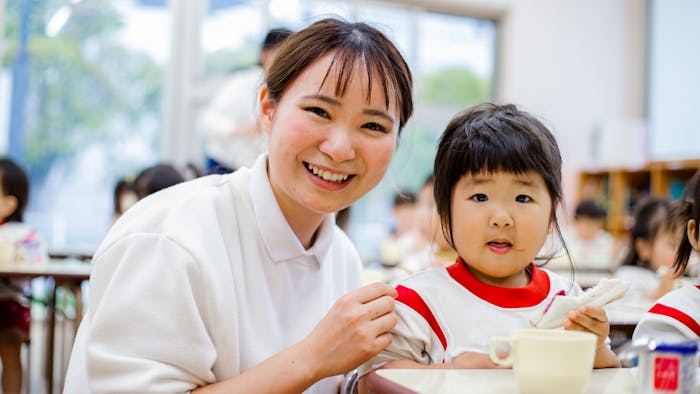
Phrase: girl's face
[
  {"left": 260, "top": 53, "right": 399, "bottom": 222},
  {"left": 637, "top": 228, "right": 680, "bottom": 271},
  {"left": 450, "top": 170, "right": 553, "bottom": 287}
]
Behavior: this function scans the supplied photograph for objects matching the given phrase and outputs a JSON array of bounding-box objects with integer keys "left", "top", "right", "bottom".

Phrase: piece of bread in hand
[{"left": 533, "top": 278, "right": 630, "bottom": 329}]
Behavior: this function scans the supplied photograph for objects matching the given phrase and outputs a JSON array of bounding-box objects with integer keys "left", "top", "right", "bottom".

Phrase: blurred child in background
[
  {"left": 547, "top": 199, "right": 616, "bottom": 272},
  {"left": 0, "top": 157, "right": 48, "bottom": 394},
  {"left": 134, "top": 163, "right": 185, "bottom": 200},
  {"left": 414, "top": 175, "right": 457, "bottom": 270},
  {"left": 633, "top": 170, "right": 700, "bottom": 346},
  {"left": 380, "top": 190, "right": 419, "bottom": 267},
  {"left": 614, "top": 197, "right": 682, "bottom": 302}
]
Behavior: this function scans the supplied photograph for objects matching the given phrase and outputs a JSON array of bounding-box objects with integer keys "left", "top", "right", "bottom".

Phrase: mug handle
[{"left": 489, "top": 336, "right": 515, "bottom": 367}]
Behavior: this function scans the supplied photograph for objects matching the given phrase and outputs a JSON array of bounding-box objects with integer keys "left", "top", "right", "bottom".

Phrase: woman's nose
[{"left": 319, "top": 128, "right": 356, "bottom": 162}]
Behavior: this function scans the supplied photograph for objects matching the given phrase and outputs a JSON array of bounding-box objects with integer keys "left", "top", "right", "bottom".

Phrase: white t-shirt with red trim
[
  {"left": 359, "top": 258, "right": 582, "bottom": 375},
  {"left": 632, "top": 284, "right": 700, "bottom": 344}
]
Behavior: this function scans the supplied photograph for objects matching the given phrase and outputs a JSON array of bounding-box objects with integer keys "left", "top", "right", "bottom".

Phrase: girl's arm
[
  {"left": 563, "top": 305, "right": 621, "bottom": 368},
  {"left": 194, "top": 282, "right": 398, "bottom": 393}
]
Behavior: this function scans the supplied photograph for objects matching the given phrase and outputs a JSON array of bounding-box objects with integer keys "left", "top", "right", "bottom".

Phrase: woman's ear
[
  {"left": 0, "top": 195, "right": 18, "bottom": 221},
  {"left": 258, "top": 84, "right": 275, "bottom": 135},
  {"left": 688, "top": 219, "right": 698, "bottom": 251}
]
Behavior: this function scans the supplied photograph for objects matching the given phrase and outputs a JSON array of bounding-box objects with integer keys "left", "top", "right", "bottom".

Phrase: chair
[{"left": 340, "top": 369, "right": 359, "bottom": 394}]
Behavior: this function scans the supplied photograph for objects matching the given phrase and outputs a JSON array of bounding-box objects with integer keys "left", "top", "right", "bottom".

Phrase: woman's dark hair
[
  {"left": 672, "top": 170, "right": 700, "bottom": 274},
  {"left": 265, "top": 18, "right": 413, "bottom": 132},
  {"left": 620, "top": 197, "right": 674, "bottom": 269},
  {"left": 0, "top": 157, "right": 29, "bottom": 223},
  {"left": 433, "top": 103, "right": 567, "bottom": 265}
]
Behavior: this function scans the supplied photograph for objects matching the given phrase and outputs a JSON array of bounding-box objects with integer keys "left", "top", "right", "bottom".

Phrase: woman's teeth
[{"left": 306, "top": 163, "right": 349, "bottom": 183}]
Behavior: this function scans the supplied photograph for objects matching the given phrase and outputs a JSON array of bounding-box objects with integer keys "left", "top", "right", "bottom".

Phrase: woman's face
[{"left": 260, "top": 52, "right": 400, "bottom": 220}]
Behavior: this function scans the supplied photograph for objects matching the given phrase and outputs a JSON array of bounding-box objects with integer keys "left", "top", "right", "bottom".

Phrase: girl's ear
[
  {"left": 635, "top": 238, "right": 652, "bottom": 262},
  {"left": 0, "top": 195, "right": 17, "bottom": 221},
  {"left": 258, "top": 84, "right": 275, "bottom": 136},
  {"left": 688, "top": 219, "right": 698, "bottom": 251}
]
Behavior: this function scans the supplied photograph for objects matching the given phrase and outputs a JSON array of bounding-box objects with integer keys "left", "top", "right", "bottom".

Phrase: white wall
[{"left": 498, "top": 0, "right": 646, "bottom": 209}]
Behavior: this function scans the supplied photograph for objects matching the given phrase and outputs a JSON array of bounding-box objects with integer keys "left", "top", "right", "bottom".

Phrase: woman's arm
[{"left": 195, "top": 282, "right": 398, "bottom": 393}]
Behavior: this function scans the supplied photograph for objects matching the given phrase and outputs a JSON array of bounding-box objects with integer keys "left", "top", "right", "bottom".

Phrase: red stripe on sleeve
[
  {"left": 648, "top": 304, "right": 700, "bottom": 337},
  {"left": 395, "top": 285, "right": 447, "bottom": 350}
]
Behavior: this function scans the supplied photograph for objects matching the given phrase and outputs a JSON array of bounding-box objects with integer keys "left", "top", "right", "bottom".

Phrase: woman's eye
[
  {"left": 363, "top": 122, "right": 388, "bottom": 133},
  {"left": 515, "top": 194, "right": 532, "bottom": 203},
  {"left": 470, "top": 194, "right": 488, "bottom": 202},
  {"left": 305, "top": 106, "right": 329, "bottom": 119}
]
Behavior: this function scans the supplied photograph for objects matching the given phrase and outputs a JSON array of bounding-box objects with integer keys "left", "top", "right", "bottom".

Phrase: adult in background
[
  {"left": 198, "top": 28, "right": 293, "bottom": 174},
  {"left": 64, "top": 18, "right": 413, "bottom": 393}
]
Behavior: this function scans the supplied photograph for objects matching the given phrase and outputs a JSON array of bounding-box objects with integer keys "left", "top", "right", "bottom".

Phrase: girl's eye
[
  {"left": 470, "top": 193, "right": 488, "bottom": 202},
  {"left": 363, "top": 122, "right": 388, "bottom": 133},
  {"left": 515, "top": 194, "right": 532, "bottom": 203},
  {"left": 304, "top": 106, "right": 329, "bottom": 119}
]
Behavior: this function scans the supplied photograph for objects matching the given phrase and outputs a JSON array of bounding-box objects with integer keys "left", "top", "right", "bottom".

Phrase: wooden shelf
[{"left": 578, "top": 160, "right": 700, "bottom": 238}]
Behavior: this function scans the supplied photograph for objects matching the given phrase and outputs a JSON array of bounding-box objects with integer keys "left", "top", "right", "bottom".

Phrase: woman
[{"left": 64, "top": 18, "right": 413, "bottom": 393}]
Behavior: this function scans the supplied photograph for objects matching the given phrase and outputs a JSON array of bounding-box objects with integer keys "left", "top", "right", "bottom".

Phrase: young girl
[
  {"left": 0, "top": 157, "right": 47, "bottom": 394},
  {"left": 614, "top": 197, "right": 680, "bottom": 302},
  {"left": 358, "top": 103, "right": 619, "bottom": 381},
  {"left": 632, "top": 171, "right": 700, "bottom": 345},
  {"left": 65, "top": 19, "right": 413, "bottom": 393}
]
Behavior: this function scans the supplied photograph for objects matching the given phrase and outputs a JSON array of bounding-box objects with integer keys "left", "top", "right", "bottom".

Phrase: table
[
  {"left": 0, "top": 259, "right": 91, "bottom": 394},
  {"left": 367, "top": 367, "right": 700, "bottom": 394}
]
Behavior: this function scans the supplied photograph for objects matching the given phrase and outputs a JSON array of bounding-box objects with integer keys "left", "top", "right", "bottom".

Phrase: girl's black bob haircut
[{"left": 433, "top": 103, "right": 564, "bottom": 257}]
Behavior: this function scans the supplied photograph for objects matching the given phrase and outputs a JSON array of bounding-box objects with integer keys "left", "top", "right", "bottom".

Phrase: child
[
  {"left": 614, "top": 197, "right": 681, "bottom": 302},
  {"left": 0, "top": 157, "right": 47, "bottom": 394},
  {"left": 632, "top": 171, "right": 700, "bottom": 345},
  {"left": 564, "top": 199, "right": 616, "bottom": 271},
  {"left": 358, "top": 103, "right": 619, "bottom": 381}
]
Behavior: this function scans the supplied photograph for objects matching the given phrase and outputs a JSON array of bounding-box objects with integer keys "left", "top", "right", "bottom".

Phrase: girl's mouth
[{"left": 488, "top": 241, "right": 512, "bottom": 254}]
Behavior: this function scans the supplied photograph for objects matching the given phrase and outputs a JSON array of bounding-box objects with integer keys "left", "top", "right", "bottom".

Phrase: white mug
[{"left": 489, "top": 329, "right": 597, "bottom": 394}]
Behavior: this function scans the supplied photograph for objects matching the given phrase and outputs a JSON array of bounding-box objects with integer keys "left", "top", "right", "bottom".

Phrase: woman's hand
[
  {"left": 302, "top": 282, "right": 398, "bottom": 379},
  {"left": 563, "top": 305, "right": 621, "bottom": 368}
]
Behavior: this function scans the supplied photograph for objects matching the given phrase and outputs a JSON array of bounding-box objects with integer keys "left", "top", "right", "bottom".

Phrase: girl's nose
[
  {"left": 490, "top": 209, "right": 513, "bottom": 228},
  {"left": 319, "top": 128, "right": 356, "bottom": 162}
]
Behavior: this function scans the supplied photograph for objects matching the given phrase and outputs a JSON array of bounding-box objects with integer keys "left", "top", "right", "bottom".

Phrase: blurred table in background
[{"left": 0, "top": 258, "right": 91, "bottom": 394}]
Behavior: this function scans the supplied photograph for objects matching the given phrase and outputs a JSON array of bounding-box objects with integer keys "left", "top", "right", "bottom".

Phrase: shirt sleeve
[
  {"left": 357, "top": 302, "right": 443, "bottom": 377},
  {"left": 84, "top": 233, "right": 217, "bottom": 393}
]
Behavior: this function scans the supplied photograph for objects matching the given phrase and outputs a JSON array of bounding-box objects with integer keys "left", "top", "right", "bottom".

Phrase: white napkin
[{"left": 533, "top": 278, "right": 630, "bottom": 329}]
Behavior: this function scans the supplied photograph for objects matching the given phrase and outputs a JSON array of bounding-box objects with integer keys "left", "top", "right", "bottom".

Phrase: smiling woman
[{"left": 63, "top": 18, "right": 413, "bottom": 394}]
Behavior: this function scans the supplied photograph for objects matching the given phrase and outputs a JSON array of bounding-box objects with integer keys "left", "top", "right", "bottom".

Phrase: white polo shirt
[{"left": 64, "top": 155, "right": 363, "bottom": 393}]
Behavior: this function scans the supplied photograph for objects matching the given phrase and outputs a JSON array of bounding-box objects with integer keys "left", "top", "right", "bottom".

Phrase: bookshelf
[{"left": 578, "top": 159, "right": 700, "bottom": 238}]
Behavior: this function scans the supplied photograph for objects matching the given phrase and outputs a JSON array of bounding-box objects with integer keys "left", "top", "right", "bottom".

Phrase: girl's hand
[
  {"left": 563, "top": 305, "right": 621, "bottom": 368},
  {"left": 302, "top": 282, "right": 398, "bottom": 379},
  {"left": 450, "top": 351, "right": 500, "bottom": 369}
]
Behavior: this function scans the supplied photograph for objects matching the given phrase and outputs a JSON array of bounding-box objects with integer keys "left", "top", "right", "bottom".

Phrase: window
[{"left": 2, "top": 0, "right": 169, "bottom": 253}]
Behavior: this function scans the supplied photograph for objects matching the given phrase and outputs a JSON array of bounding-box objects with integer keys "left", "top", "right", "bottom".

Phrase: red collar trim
[{"left": 446, "top": 257, "right": 551, "bottom": 308}]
